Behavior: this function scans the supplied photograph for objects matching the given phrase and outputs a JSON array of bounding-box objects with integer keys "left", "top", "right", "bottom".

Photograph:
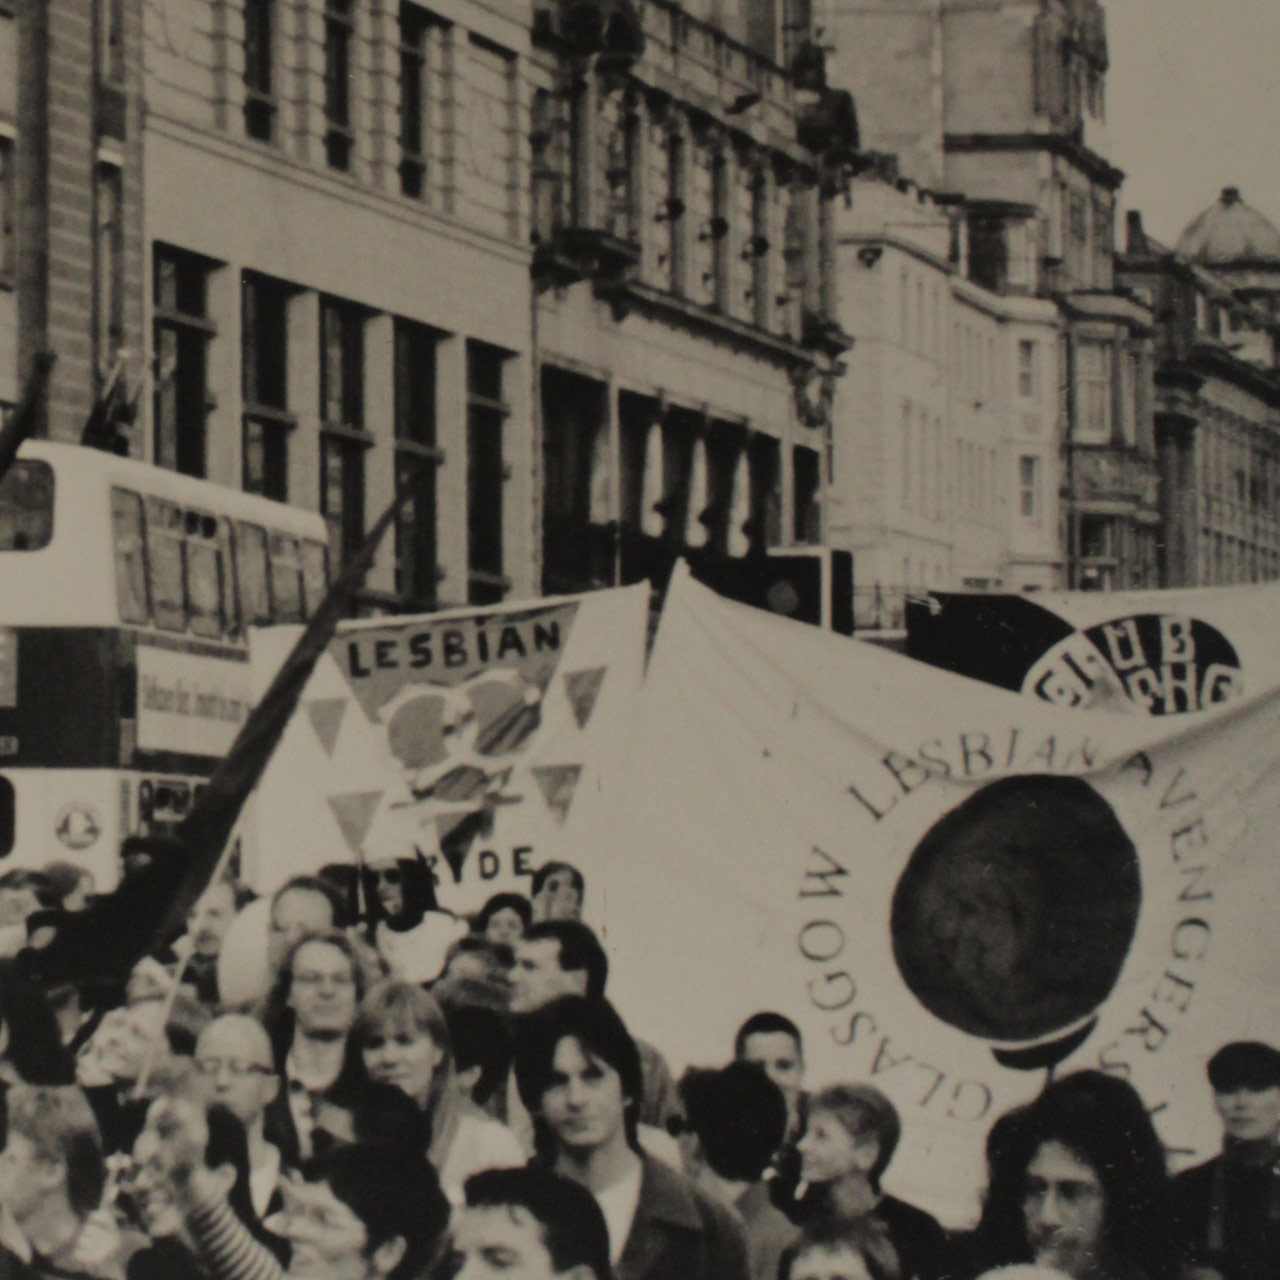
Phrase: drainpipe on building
[{"left": 1064, "top": 328, "right": 1079, "bottom": 589}]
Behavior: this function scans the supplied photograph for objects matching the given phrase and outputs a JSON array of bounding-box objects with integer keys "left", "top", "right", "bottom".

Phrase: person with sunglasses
[
  {"left": 189, "top": 1017, "right": 284, "bottom": 1223},
  {"left": 361, "top": 856, "right": 467, "bottom": 986}
]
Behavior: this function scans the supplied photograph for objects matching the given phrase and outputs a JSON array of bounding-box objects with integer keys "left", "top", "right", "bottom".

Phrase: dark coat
[
  {"left": 617, "top": 1156, "right": 750, "bottom": 1280},
  {"left": 1171, "top": 1154, "right": 1280, "bottom": 1280}
]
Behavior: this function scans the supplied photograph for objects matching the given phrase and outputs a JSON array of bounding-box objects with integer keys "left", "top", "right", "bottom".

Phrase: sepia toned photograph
[{"left": 0, "top": 0, "right": 1278, "bottom": 1277}]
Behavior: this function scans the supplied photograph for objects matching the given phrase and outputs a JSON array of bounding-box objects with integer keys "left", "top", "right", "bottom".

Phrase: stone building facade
[
  {"left": 829, "top": 174, "right": 1060, "bottom": 628},
  {"left": 1, "top": 0, "right": 843, "bottom": 611},
  {"left": 1119, "top": 191, "right": 1280, "bottom": 588},
  {"left": 826, "top": 0, "right": 1160, "bottom": 598}
]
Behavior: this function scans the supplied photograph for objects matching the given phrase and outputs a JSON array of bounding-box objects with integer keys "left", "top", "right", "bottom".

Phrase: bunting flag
[
  {"left": 326, "top": 791, "right": 383, "bottom": 854},
  {"left": 531, "top": 765, "right": 583, "bottom": 822},
  {"left": 563, "top": 668, "right": 607, "bottom": 730},
  {"left": 306, "top": 700, "right": 347, "bottom": 757},
  {"left": 245, "top": 584, "right": 648, "bottom": 911},
  {"left": 595, "top": 564, "right": 1280, "bottom": 1229}
]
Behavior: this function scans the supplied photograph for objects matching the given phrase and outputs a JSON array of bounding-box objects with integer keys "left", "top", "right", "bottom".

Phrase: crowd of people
[{"left": 0, "top": 854, "right": 1270, "bottom": 1280}]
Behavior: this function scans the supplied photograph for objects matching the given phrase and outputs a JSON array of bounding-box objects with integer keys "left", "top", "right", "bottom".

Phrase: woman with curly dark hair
[{"left": 967, "top": 1071, "right": 1176, "bottom": 1280}]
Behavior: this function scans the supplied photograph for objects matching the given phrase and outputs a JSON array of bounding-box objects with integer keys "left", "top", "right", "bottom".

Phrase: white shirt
[
  {"left": 594, "top": 1160, "right": 644, "bottom": 1266},
  {"left": 375, "top": 914, "right": 469, "bottom": 984},
  {"left": 248, "top": 1141, "right": 283, "bottom": 1219},
  {"left": 436, "top": 1112, "right": 526, "bottom": 1206}
]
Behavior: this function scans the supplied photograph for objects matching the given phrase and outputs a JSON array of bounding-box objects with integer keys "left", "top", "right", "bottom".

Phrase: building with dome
[{"left": 1117, "top": 190, "right": 1280, "bottom": 586}]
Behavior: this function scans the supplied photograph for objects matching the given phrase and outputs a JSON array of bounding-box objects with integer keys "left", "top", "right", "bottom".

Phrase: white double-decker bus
[{"left": 0, "top": 441, "right": 329, "bottom": 887}]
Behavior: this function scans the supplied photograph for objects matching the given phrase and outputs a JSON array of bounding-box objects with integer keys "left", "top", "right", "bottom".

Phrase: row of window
[
  {"left": 241, "top": 0, "right": 513, "bottom": 210},
  {"left": 534, "top": 87, "right": 809, "bottom": 335},
  {"left": 151, "top": 243, "right": 508, "bottom": 610},
  {"left": 1199, "top": 533, "right": 1280, "bottom": 587},
  {"left": 1197, "top": 426, "right": 1280, "bottom": 522},
  {"left": 897, "top": 403, "right": 1039, "bottom": 528},
  {"left": 110, "top": 487, "right": 329, "bottom": 638},
  {"left": 540, "top": 371, "right": 820, "bottom": 593}
]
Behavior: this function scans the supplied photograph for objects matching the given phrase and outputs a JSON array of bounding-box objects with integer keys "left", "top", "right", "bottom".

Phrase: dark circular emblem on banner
[{"left": 890, "top": 776, "right": 1141, "bottom": 1042}]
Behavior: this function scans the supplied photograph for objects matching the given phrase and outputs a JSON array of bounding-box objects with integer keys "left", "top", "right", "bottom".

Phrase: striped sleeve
[{"left": 185, "top": 1195, "right": 284, "bottom": 1280}]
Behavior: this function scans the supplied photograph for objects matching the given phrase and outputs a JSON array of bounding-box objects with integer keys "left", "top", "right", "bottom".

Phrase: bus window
[
  {"left": 236, "top": 522, "right": 272, "bottom": 626},
  {"left": 270, "top": 533, "right": 304, "bottom": 624},
  {"left": 301, "top": 539, "right": 329, "bottom": 617},
  {"left": 219, "top": 517, "right": 241, "bottom": 635},
  {"left": 186, "top": 512, "right": 225, "bottom": 639},
  {"left": 0, "top": 461, "right": 54, "bottom": 552},
  {"left": 111, "top": 488, "right": 150, "bottom": 625},
  {"left": 146, "top": 498, "right": 186, "bottom": 632}
]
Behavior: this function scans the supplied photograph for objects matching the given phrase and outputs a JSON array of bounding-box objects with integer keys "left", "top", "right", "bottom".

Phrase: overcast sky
[{"left": 1104, "top": 0, "right": 1280, "bottom": 247}]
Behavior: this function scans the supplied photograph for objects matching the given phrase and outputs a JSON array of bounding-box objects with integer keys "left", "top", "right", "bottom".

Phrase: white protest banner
[
  {"left": 596, "top": 564, "right": 1280, "bottom": 1228},
  {"left": 904, "top": 583, "right": 1280, "bottom": 714},
  {"left": 245, "top": 584, "right": 648, "bottom": 910}
]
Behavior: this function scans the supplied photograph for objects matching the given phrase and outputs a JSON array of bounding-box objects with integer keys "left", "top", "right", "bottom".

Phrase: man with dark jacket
[{"left": 513, "top": 996, "right": 748, "bottom": 1280}]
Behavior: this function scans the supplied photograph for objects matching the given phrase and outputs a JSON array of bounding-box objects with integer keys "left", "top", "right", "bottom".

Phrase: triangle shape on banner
[
  {"left": 563, "top": 668, "right": 607, "bottom": 730},
  {"left": 326, "top": 791, "right": 383, "bottom": 854},
  {"left": 306, "top": 699, "right": 348, "bottom": 757},
  {"left": 531, "top": 765, "right": 583, "bottom": 823}
]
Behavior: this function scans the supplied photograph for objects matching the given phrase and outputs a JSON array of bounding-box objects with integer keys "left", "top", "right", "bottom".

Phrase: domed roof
[{"left": 1176, "top": 187, "right": 1280, "bottom": 265}]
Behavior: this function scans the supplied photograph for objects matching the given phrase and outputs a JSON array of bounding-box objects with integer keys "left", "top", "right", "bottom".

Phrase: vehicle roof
[{"left": 18, "top": 440, "right": 327, "bottom": 536}]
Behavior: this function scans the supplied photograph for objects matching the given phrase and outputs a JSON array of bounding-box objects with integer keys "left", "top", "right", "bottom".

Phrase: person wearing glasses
[
  {"left": 259, "top": 932, "right": 372, "bottom": 1168},
  {"left": 190, "top": 1016, "right": 284, "bottom": 1222}
]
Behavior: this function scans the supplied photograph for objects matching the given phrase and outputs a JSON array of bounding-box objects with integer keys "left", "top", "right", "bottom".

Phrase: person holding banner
[
  {"left": 513, "top": 995, "right": 748, "bottom": 1280},
  {"left": 790, "top": 1085, "right": 947, "bottom": 1280},
  {"left": 1170, "top": 1041, "right": 1280, "bottom": 1280}
]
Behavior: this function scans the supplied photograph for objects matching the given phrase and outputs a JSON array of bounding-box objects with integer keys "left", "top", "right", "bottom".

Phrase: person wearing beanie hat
[{"left": 1171, "top": 1040, "right": 1280, "bottom": 1280}]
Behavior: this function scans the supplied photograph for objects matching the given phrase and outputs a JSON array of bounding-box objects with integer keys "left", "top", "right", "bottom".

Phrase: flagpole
[{"left": 129, "top": 458, "right": 436, "bottom": 1096}]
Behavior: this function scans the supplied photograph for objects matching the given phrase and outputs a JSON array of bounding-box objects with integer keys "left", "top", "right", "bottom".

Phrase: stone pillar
[{"left": 288, "top": 0, "right": 326, "bottom": 167}]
